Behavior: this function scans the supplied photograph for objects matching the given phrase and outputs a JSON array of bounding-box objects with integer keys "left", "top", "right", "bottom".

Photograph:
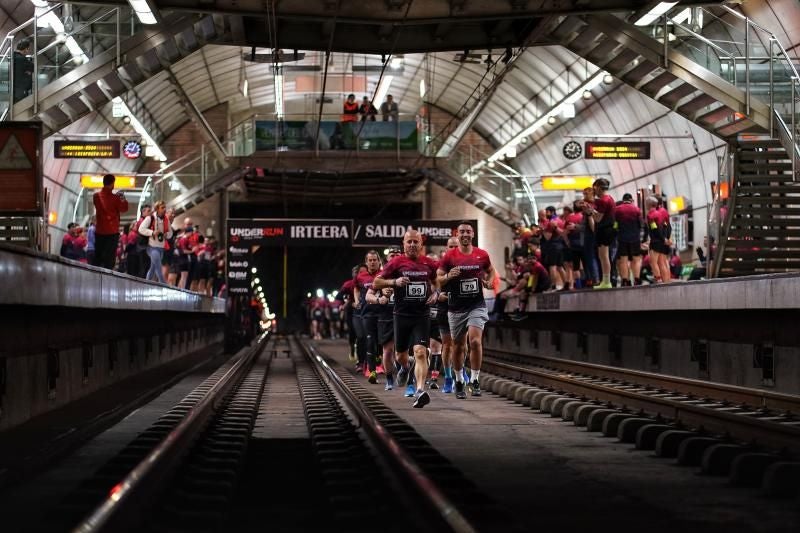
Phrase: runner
[
  {"left": 438, "top": 237, "right": 459, "bottom": 393},
  {"left": 373, "top": 231, "right": 439, "bottom": 408},
  {"left": 366, "top": 247, "right": 402, "bottom": 390},
  {"left": 354, "top": 251, "right": 382, "bottom": 383},
  {"left": 436, "top": 222, "right": 496, "bottom": 400}
]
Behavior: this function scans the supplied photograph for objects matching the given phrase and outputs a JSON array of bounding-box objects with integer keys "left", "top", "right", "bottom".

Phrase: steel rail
[
  {"left": 301, "top": 340, "right": 477, "bottom": 533},
  {"left": 482, "top": 355, "right": 800, "bottom": 455},
  {"left": 72, "top": 333, "right": 270, "bottom": 533},
  {"left": 484, "top": 347, "right": 800, "bottom": 413}
]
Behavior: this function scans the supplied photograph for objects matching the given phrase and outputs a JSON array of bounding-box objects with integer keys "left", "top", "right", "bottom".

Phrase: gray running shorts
[{"left": 448, "top": 305, "right": 489, "bottom": 341}]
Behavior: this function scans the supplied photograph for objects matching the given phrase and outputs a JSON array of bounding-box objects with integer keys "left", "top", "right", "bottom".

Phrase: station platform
[
  {"left": 0, "top": 243, "right": 223, "bottom": 313},
  {"left": 0, "top": 243, "right": 226, "bottom": 434},
  {"left": 526, "top": 273, "right": 800, "bottom": 313},
  {"left": 314, "top": 339, "right": 798, "bottom": 533}
]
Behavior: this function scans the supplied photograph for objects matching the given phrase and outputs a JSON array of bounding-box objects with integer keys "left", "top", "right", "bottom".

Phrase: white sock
[
  {"left": 472, "top": 370, "right": 481, "bottom": 383},
  {"left": 454, "top": 369, "right": 465, "bottom": 383}
]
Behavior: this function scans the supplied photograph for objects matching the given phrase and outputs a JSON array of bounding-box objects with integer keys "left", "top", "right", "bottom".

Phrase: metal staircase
[
  {"left": 549, "top": 6, "right": 800, "bottom": 276},
  {"left": 716, "top": 138, "right": 800, "bottom": 275},
  {"left": 3, "top": 6, "right": 231, "bottom": 136},
  {"left": 549, "top": 12, "right": 770, "bottom": 140}
]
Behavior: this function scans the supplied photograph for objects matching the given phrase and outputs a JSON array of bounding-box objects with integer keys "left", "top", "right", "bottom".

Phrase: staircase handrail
[{"left": 710, "top": 145, "right": 738, "bottom": 278}]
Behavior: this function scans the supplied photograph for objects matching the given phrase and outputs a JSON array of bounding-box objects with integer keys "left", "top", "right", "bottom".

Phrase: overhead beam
[{"left": 165, "top": 67, "right": 227, "bottom": 158}]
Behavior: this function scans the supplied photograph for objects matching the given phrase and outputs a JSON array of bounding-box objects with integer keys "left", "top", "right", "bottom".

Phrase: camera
[{"left": 157, "top": 232, "right": 164, "bottom": 243}]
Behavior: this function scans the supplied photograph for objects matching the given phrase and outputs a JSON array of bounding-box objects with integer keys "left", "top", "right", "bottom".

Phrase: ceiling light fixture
[
  {"left": 603, "top": 73, "right": 613, "bottom": 85},
  {"left": 635, "top": 2, "right": 678, "bottom": 26},
  {"left": 127, "top": 0, "right": 158, "bottom": 25}
]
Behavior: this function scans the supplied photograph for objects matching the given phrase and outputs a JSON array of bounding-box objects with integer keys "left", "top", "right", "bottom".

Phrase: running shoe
[
  {"left": 368, "top": 371, "right": 377, "bottom": 384},
  {"left": 442, "top": 377, "right": 454, "bottom": 394},
  {"left": 429, "top": 378, "right": 439, "bottom": 390},
  {"left": 413, "top": 390, "right": 431, "bottom": 409},
  {"left": 385, "top": 374, "right": 394, "bottom": 391},
  {"left": 376, "top": 364, "right": 385, "bottom": 375},
  {"left": 455, "top": 381, "right": 466, "bottom": 400},
  {"left": 471, "top": 380, "right": 482, "bottom": 397},
  {"left": 355, "top": 362, "right": 363, "bottom": 373},
  {"left": 364, "top": 366, "right": 372, "bottom": 378},
  {"left": 404, "top": 383, "right": 416, "bottom": 397},
  {"left": 461, "top": 368, "right": 470, "bottom": 383},
  {"left": 397, "top": 366, "right": 410, "bottom": 387},
  {"left": 593, "top": 281, "right": 613, "bottom": 290}
]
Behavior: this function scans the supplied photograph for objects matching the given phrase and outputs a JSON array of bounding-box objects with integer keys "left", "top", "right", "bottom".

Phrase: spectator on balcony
[
  {"left": 12, "top": 40, "right": 33, "bottom": 103},
  {"left": 380, "top": 94, "right": 399, "bottom": 121},
  {"left": 359, "top": 97, "right": 377, "bottom": 121},
  {"left": 342, "top": 94, "right": 360, "bottom": 122}
]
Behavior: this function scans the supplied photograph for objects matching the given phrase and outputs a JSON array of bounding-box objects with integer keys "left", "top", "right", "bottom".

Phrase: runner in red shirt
[
  {"left": 614, "top": 193, "right": 643, "bottom": 286},
  {"left": 644, "top": 196, "right": 673, "bottom": 283},
  {"left": 588, "top": 178, "right": 616, "bottom": 289},
  {"left": 436, "top": 221, "right": 496, "bottom": 399},
  {"left": 354, "top": 252, "right": 382, "bottom": 382},
  {"left": 374, "top": 230, "right": 439, "bottom": 408}
]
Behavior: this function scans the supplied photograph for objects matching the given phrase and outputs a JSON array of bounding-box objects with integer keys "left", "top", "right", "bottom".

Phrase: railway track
[
  {"left": 482, "top": 347, "right": 800, "bottom": 494},
  {"left": 27, "top": 334, "right": 519, "bottom": 533}
]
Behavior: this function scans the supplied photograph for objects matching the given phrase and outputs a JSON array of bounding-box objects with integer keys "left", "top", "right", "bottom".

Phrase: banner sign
[
  {"left": 0, "top": 122, "right": 43, "bottom": 216},
  {"left": 254, "top": 120, "right": 419, "bottom": 151},
  {"left": 54, "top": 140, "right": 120, "bottom": 159},
  {"left": 352, "top": 219, "right": 478, "bottom": 247},
  {"left": 80, "top": 174, "right": 137, "bottom": 189},
  {"left": 584, "top": 141, "right": 650, "bottom": 160},
  {"left": 228, "top": 219, "right": 353, "bottom": 247},
  {"left": 541, "top": 176, "right": 595, "bottom": 191}
]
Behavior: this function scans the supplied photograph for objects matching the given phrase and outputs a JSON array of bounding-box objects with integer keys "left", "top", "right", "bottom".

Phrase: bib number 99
[{"left": 406, "top": 282, "right": 427, "bottom": 299}]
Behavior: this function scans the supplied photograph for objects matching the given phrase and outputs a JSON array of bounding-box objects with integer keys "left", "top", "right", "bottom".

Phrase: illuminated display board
[
  {"left": 584, "top": 141, "right": 650, "bottom": 160},
  {"left": 541, "top": 175, "right": 596, "bottom": 190},
  {"left": 80, "top": 175, "right": 137, "bottom": 189},
  {"left": 54, "top": 140, "right": 120, "bottom": 159}
]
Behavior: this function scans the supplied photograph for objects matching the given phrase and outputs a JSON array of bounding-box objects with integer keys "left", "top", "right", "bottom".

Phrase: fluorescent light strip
[
  {"left": 128, "top": 0, "right": 158, "bottom": 25},
  {"left": 274, "top": 74, "right": 284, "bottom": 118},
  {"left": 30, "top": 2, "right": 88, "bottom": 64},
  {"left": 467, "top": 71, "right": 606, "bottom": 175},
  {"left": 635, "top": 2, "right": 679, "bottom": 26},
  {"left": 373, "top": 75, "right": 394, "bottom": 110},
  {"left": 112, "top": 96, "right": 167, "bottom": 161}
]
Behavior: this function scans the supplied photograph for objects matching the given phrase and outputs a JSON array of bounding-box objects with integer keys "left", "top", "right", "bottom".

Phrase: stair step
[
  {"left": 735, "top": 186, "right": 800, "bottom": 194},
  {"left": 733, "top": 207, "right": 800, "bottom": 216},
  {"left": 659, "top": 83, "right": 697, "bottom": 107},
  {"left": 738, "top": 177, "right": 795, "bottom": 185},
  {"left": 724, "top": 239, "right": 800, "bottom": 248},
  {"left": 552, "top": 15, "right": 585, "bottom": 41},
  {"left": 679, "top": 94, "right": 718, "bottom": 115},
  {"left": 586, "top": 38, "right": 622, "bottom": 66},
  {"left": 640, "top": 71, "right": 678, "bottom": 96},
  {"left": 735, "top": 197, "right": 800, "bottom": 205},
  {"left": 571, "top": 26, "right": 603, "bottom": 52},
  {"left": 623, "top": 60, "right": 659, "bottom": 85},
  {"left": 605, "top": 49, "right": 639, "bottom": 73},
  {"left": 697, "top": 104, "right": 733, "bottom": 125},
  {"left": 737, "top": 139, "right": 784, "bottom": 148},
  {"left": 728, "top": 229, "right": 800, "bottom": 238},
  {"left": 721, "top": 250, "right": 800, "bottom": 258},
  {"left": 717, "top": 118, "right": 762, "bottom": 137},
  {"left": 739, "top": 162, "right": 794, "bottom": 171},
  {"left": 737, "top": 151, "right": 789, "bottom": 161}
]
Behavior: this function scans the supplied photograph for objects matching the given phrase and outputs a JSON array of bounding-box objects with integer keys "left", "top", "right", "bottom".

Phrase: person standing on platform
[
  {"left": 359, "top": 96, "right": 377, "bottom": 121},
  {"left": 587, "top": 178, "right": 615, "bottom": 289},
  {"left": 138, "top": 201, "right": 172, "bottom": 284},
  {"left": 436, "top": 222, "right": 495, "bottom": 400},
  {"left": 373, "top": 231, "right": 439, "bottom": 408},
  {"left": 614, "top": 193, "right": 643, "bottom": 286},
  {"left": 92, "top": 174, "right": 129, "bottom": 270},
  {"left": 85, "top": 217, "right": 96, "bottom": 265}
]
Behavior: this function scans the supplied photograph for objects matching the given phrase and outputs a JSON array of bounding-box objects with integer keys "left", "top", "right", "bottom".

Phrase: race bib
[
  {"left": 460, "top": 278, "right": 480, "bottom": 296},
  {"left": 429, "top": 307, "right": 438, "bottom": 319},
  {"left": 406, "top": 281, "right": 427, "bottom": 299}
]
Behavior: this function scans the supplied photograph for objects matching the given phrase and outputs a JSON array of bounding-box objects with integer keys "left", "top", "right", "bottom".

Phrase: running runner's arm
[
  {"left": 353, "top": 285, "right": 361, "bottom": 309},
  {"left": 483, "top": 263, "right": 497, "bottom": 289},
  {"left": 365, "top": 287, "right": 380, "bottom": 304},
  {"left": 372, "top": 275, "right": 395, "bottom": 289}
]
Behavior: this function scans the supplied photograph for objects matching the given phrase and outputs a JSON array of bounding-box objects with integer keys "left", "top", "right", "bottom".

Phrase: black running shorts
[
  {"left": 616, "top": 241, "right": 642, "bottom": 261},
  {"left": 596, "top": 224, "right": 616, "bottom": 247},
  {"left": 394, "top": 314, "right": 430, "bottom": 354},
  {"left": 378, "top": 319, "right": 394, "bottom": 345}
]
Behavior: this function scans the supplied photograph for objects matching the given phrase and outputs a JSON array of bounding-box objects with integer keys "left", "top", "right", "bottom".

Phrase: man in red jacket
[{"left": 92, "top": 174, "right": 129, "bottom": 269}]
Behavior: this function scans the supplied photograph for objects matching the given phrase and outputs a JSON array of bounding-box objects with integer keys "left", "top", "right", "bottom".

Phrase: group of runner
[{"left": 340, "top": 222, "right": 495, "bottom": 408}]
